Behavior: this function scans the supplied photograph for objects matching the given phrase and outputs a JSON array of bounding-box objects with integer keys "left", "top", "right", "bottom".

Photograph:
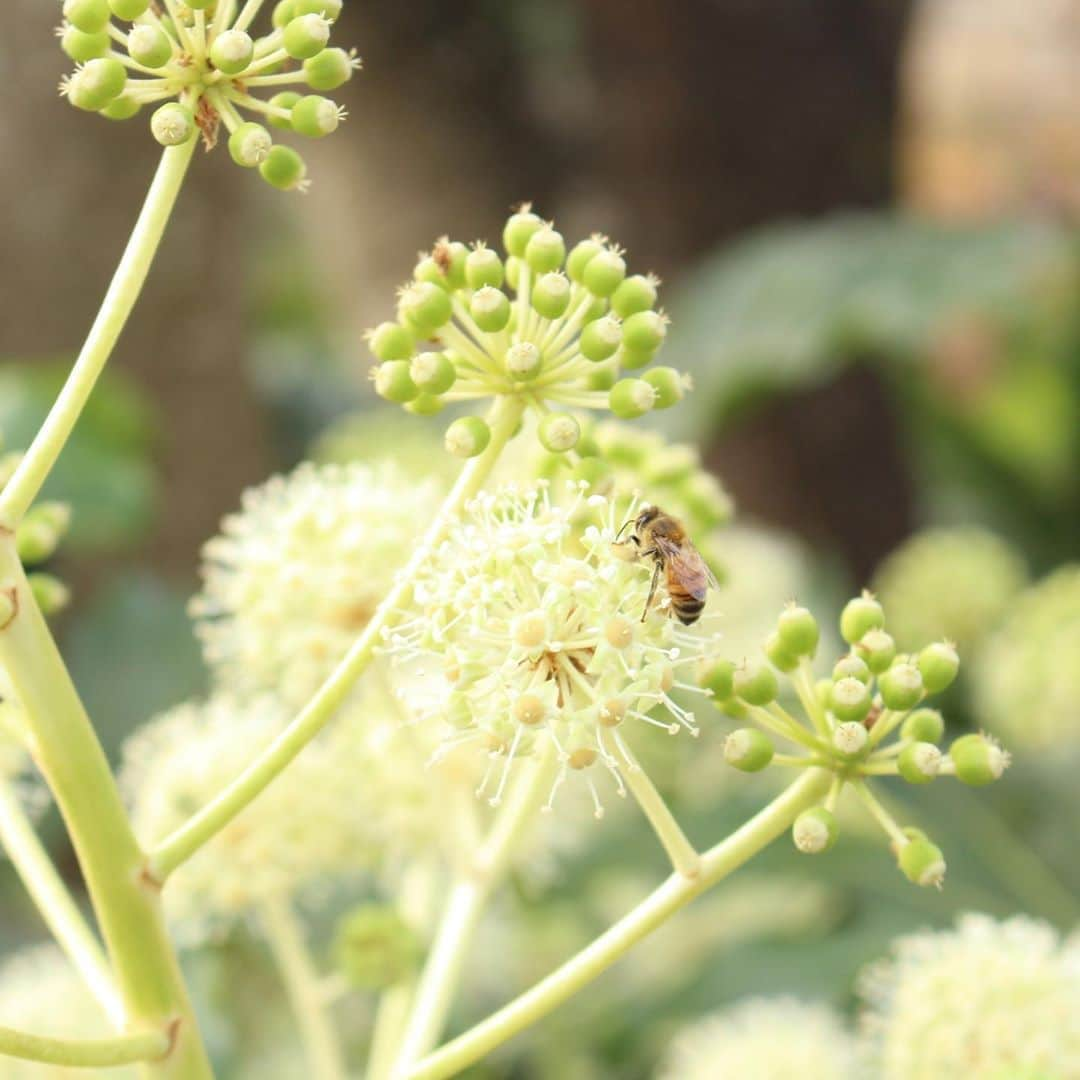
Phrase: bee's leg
[{"left": 642, "top": 560, "right": 662, "bottom": 622}]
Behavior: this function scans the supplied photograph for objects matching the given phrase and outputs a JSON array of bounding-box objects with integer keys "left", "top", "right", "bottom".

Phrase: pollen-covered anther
[
  {"left": 513, "top": 695, "right": 547, "bottom": 726},
  {"left": 604, "top": 616, "right": 635, "bottom": 649},
  {"left": 514, "top": 612, "right": 548, "bottom": 649}
]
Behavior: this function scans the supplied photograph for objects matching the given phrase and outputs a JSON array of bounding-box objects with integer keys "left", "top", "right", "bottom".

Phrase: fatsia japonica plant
[{"left": 0, "top": 3, "right": 1018, "bottom": 1078}]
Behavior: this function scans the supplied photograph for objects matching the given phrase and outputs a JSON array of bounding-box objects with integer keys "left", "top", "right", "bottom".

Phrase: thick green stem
[
  {"left": 0, "top": 141, "right": 197, "bottom": 530},
  {"left": 389, "top": 745, "right": 558, "bottom": 1077},
  {"left": 0, "top": 1024, "right": 170, "bottom": 1069},
  {"left": 406, "top": 769, "right": 833, "bottom": 1080},
  {"left": 149, "top": 395, "right": 527, "bottom": 883},
  {"left": 262, "top": 898, "right": 346, "bottom": 1080},
  {"left": 0, "top": 544, "right": 211, "bottom": 1079},
  {"left": 0, "top": 779, "right": 121, "bottom": 1025}
]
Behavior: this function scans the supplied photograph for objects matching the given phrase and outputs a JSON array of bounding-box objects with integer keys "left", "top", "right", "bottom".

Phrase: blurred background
[{"left": 2, "top": 0, "right": 1079, "bottom": 1076}]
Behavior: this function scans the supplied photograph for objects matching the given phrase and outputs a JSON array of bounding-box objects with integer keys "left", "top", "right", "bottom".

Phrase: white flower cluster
[
  {"left": 0, "top": 945, "right": 135, "bottom": 1080},
  {"left": 387, "top": 484, "right": 723, "bottom": 817},
  {"left": 657, "top": 996, "right": 861, "bottom": 1080},
  {"left": 859, "top": 913, "right": 1080, "bottom": 1078},
  {"left": 191, "top": 462, "right": 442, "bottom": 708}
]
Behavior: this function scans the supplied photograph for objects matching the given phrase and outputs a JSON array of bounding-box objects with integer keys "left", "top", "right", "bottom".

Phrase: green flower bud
[
  {"left": 609, "top": 378, "right": 656, "bottom": 419},
  {"left": 464, "top": 246, "right": 504, "bottom": 290},
  {"left": 949, "top": 733, "right": 1008, "bottom": 786},
  {"left": 793, "top": 807, "right": 837, "bottom": 854},
  {"left": 918, "top": 641, "right": 959, "bottom": 694},
  {"left": 566, "top": 237, "right": 604, "bottom": 283},
  {"left": 840, "top": 591, "right": 885, "bottom": 645},
  {"left": 404, "top": 393, "right": 445, "bottom": 416},
  {"left": 616, "top": 344, "right": 657, "bottom": 371},
  {"left": 857, "top": 628, "right": 896, "bottom": 674},
  {"left": 444, "top": 416, "right": 491, "bottom": 458},
  {"left": 583, "top": 249, "right": 627, "bottom": 297},
  {"left": 898, "top": 834, "right": 946, "bottom": 888},
  {"left": 303, "top": 47, "right": 355, "bottom": 91},
  {"left": 585, "top": 361, "right": 618, "bottom": 391},
  {"left": 16, "top": 520, "right": 61, "bottom": 564},
  {"left": 333, "top": 905, "right": 422, "bottom": 989},
  {"left": 409, "top": 351, "right": 456, "bottom": 395},
  {"left": 259, "top": 145, "right": 308, "bottom": 191},
  {"left": 108, "top": 0, "right": 150, "bottom": 18},
  {"left": 399, "top": 282, "right": 452, "bottom": 335},
  {"left": 901, "top": 707, "right": 944, "bottom": 744},
  {"left": 425, "top": 239, "right": 467, "bottom": 290},
  {"left": 28, "top": 573, "right": 71, "bottom": 616},
  {"left": 642, "top": 366, "right": 684, "bottom": 409},
  {"left": 367, "top": 321, "right": 414, "bottom": 362},
  {"left": 621, "top": 310, "right": 667, "bottom": 354},
  {"left": 373, "top": 360, "right": 418, "bottom": 403},
  {"left": 293, "top": 0, "right": 343, "bottom": 18},
  {"left": 524, "top": 226, "right": 565, "bottom": 274},
  {"left": 776, "top": 603, "right": 819, "bottom": 657},
  {"left": 898, "top": 741, "right": 942, "bottom": 784},
  {"left": 505, "top": 255, "right": 521, "bottom": 292},
  {"left": 532, "top": 272, "right": 571, "bottom": 320},
  {"left": 469, "top": 286, "right": 511, "bottom": 333},
  {"left": 68, "top": 57, "right": 127, "bottom": 112},
  {"left": 228, "top": 122, "right": 272, "bottom": 167},
  {"left": 63, "top": 0, "right": 110, "bottom": 33},
  {"left": 830, "top": 676, "right": 871, "bottom": 723},
  {"left": 283, "top": 13, "right": 331, "bottom": 59},
  {"left": 570, "top": 456, "right": 613, "bottom": 493},
  {"left": 150, "top": 102, "right": 194, "bottom": 145},
  {"left": 61, "top": 26, "right": 110, "bottom": 63},
  {"left": 538, "top": 413, "right": 580, "bottom": 453},
  {"left": 699, "top": 659, "right": 735, "bottom": 700},
  {"left": 734, "top": 657, "right": 778, "bottom": 706},
  {"left": 724, "top": 728, "right": 774, "bottom": 772},
  {"left": 764, "top": 631, "right": 799, "bottom": 673},
  {"left": 100, "top": 92, "right": 141, "bottom": 120},
  {"left": 879, "top": 661, "right": 923, "bottom": 711},
  {"left": 833, "top": 653, "right": 871, "bottom": 684},
  {"left": 611, "top": 274, "right": 658, "bottom": 318},
  {"left": 268, "top": 91, "right": 301, "bottom": 130},
  {"left": 210, "top": 28, "right": 254, "bottom": 75},
  {"left": 832, "top": 720, "right": 868, "bottom": 757},
  {"left": 506, "top": 342, "right": 541, "bottom": 381},
  {"left": 272, "top": 0, "right": 299, "bottom": 29},
  {"left": 291, "top": 94, "right": 342, "bottom": 137},
  {"left": 580, "top": 316, "right": 621, "bottom": 362},
  {"left": 502, "top": 208, "right": 543, "bottom": 257},
  {"left": 128, "top": 24, "right": 173, "bottom": 69}
]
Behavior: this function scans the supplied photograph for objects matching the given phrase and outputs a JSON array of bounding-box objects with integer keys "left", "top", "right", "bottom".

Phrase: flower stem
[
  {"left": 262, "top": 898, "right": 346, "bottom": 1080},
  {"left": 149, "top": 395, "right": 527, "bottom": 883},
  {"left": 405, "top": 768, "right": 833, "bottom": 1080},
  {"left": 0, "top": 141, "right": 197, "bottom": 531},
  {"left": 0, "top": 780, "right": 121, "bottom": 1026},
  {"left": 389, "top": 744, "right": 558, "bottom": 1076},
  {"left": 0, "top": 1024, "right": 170, "bottom": 1069},
  {"left": 0, "top": 543, "right": 211, "bottom": 1079}
]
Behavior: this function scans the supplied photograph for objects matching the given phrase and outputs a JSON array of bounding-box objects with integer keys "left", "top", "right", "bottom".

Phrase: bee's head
[{"left": 635, "top": 505, "right": 660, "bottom": 530}]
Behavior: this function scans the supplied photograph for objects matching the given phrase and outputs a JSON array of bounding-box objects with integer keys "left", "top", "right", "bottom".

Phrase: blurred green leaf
[{"left": 0, "top": 360, "right": 159, "bottom": 551}]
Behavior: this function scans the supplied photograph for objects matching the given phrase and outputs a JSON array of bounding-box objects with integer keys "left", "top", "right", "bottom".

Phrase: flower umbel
[
  {"left": 366, "top": 208, "right": 692, "bottom": 453},
  {"left": 58, "top": 0, "right": 361, "bottom": 190},
  {"left": 385, "top": 484, "right": 723, "bottom": 818}
]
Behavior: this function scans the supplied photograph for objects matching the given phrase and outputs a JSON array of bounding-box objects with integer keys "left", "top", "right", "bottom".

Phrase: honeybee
[{"left": 615, "top": 505, "right": 717, "bottom": 624}]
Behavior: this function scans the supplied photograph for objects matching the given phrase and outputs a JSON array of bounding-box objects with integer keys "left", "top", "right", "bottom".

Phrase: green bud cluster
[
  {"left": 701, "top": 589, "right": 1007, "bottom": 890},
  {"left": 57, "top": 0, "right": 361, "bottom": 190},
  {"left": 364, "top": 210, "right": 694, "bottom": 453}
]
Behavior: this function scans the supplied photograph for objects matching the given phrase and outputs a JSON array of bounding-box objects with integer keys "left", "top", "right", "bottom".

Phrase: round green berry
[
  {"left": 64, "top": 0, "right": 110, "bottom": 33},
  {"left": 502, "top": 209, "right": 543, "bottom": 257},
  {"left": 409, "top": 351, "right": 456, "bottom": 395},
  {"left": 61, "top": 26, "right": 110, "bottom": 62},
  {"left": 272, "top": 0, "right": 298, "bottom": 28},
  {"left": 268, "top": 91, "right": 301, "bottom": 130},
  {"left": 642, "top": 367, "right": 684, "bottom": 409},
  {"left": 918, "top": 641, "right": 959, "bottom": 694},
  {"left": 209, "top": 29, "right": 254, "bottom": 74},
  {"left": 734, "top": 657, "right": 778, "bottom": 706},
  {"left": 108, "top": 0, "right": 150, "bottom": 17},
  {"left": 609, "top": 378, "right": 656, "bottom": 419},
  {"left": 538, "top": 413, "right": 580, "bottom": 453},
  {"left": 898, "top": 741, "right": 941, "bottom": 784},
  {"left": 878, "top": 661, "right": 924, "bottom": 711},
  {"left": 294, "top": 0, "right": 343, "bottom": 18},
  {"left": 304, "top": 47, "right": 355, "bottom": 91},
  {"left": 259, "top": 145, "right": 308, "bottom": 191},
  {"left": 582, "top": 249, "right": 627, "bottom": 297},
  {"left": 898, "top": 834, "right": 946, "bottom": 887},
  {"left": 857, "top": 628, "right": 896, "bottom": 674},
  {"left": 566, "top": 237, "right": 603, "bottom": 283},
  {"left": 469, "top": 286, "right": 511, "bottom": 333},
  {"left": 506, "top": 342, "right": 541, "bottom": 381},
  {"left": 228, "top": 122, "right": 272, "bottom": 168},
  {"left": 764, "top": 632, "right": 799, "bottom": 673},
  {"left": 291, "top": 95, "right": 341, "bottom": 137},
  {"left": 621, "top": 310, "right": 667, "bottom": 354},
  {"left": 150, "top": 102, "right": 194, "bottom": 145},
  {"left": 832, "top": 720, "right": 868, "bottom": 757},
  {"left": 777, "top": 604, "right": 819, "bottom": 657},
  {"left": 373, "top": 361, "right": 418, "bottom": 404},
  {"left": 367, "top": 322, "right": 414, "bottom": 362},
  {"left": 68, "top": 57, "right": 127, "bottom": 111},
  {"left": 532, "top": 273, "right": 571, "bottom": 320},
  {"left": 283, "top": 13, "right": 331, "bottom": 59},
  {"left": 949, "top": 733, "right": 1007, "bottom": 786},
  {"left": 724, "top": 728, "right": 774, "bottom": 772},
  {"left": 29, "top": 573, "right": 71, "bottom": 616},
  {"left": 404, "top": 394, "right": 445, "bottom": 416},
  {"left": 100, "top": 92, "right": 141, "bottom": 120},
  {"left": 699, "top": 659, "right": 735, "bottom": 700},
  {"left": 840, "top": 592, "right": 885, "bottom": 645},
  {"left": 128, "top": 24, "right": 173, "bottom": 68},
  {"left": 833, "top": 654, "right": 871, "bottom": 684},
  {"left": 830, "top": 676, "right": 871, "bottom": 723},
  {"left": 399, "top": 281, "right": 452, "bottom": 335},
  {"left": 444, "top": 417, "right": 491, "bottom": 459},
  {"left": 524, "top": 227, "right": 565, "bottom": 274},
  {"left": 793, "top": 807, "right": 837, "bottom": 854},
  {"left": 465, "top": 247, "right": 504, "bottom": 290},
  {"left": 580, "top": 316, "right": 621, "bottom": 362},
  {"left": 901, "top": 708, "right": 944, "bottom": 744},
  {"left": 611, "top": 274, "right": 658, "bottom": 319}
]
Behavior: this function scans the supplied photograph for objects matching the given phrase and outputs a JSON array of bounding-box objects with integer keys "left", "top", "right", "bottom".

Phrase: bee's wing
[{"left": 660, "top": 540, "right": 711, "bottom": 601}]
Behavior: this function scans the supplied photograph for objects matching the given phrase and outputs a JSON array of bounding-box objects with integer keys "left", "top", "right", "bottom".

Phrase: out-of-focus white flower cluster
[
  {"left": 0, "top": 945, "right": 134, "bottom": 1080},
  {"left": 656, "top": 996, "right": 861, "bottom": 1080},
  {"left": 858, "top": 912, "right": 1080, "bottom": 1079},
  {"left": 190, "top": 462, "right": 443, "bottom": 708},
  {"left": 387, "top": 483, "right": 723, "bottom": 817},
  {"left": 973, "top": 565, "right": 1080, "bottom": 749},
  {"left": 872, "top": 526, "right": 1028, "bottom": 652}
]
